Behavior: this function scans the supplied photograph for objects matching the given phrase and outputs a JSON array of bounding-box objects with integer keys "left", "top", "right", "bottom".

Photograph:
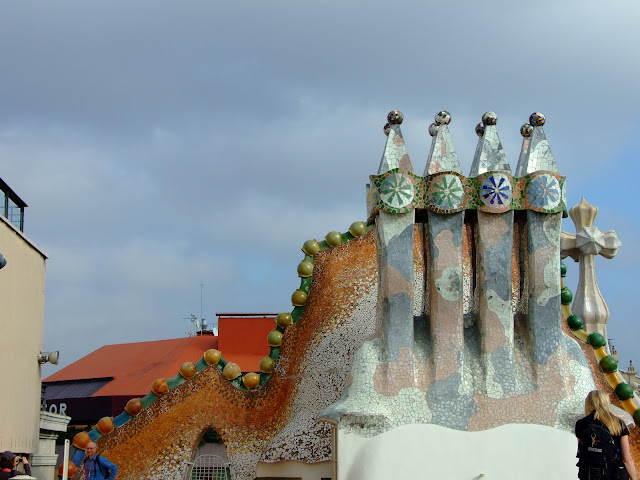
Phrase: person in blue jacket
[{"left": 81, "top": 443, "right": 118, "bottom": 480}]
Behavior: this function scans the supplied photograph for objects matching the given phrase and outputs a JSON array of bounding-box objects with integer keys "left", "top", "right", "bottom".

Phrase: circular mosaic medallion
[
  {"left": 428, "top": 122, "right": 438, "bottom": 137},
  {"left": 380, "top": 173, "right": 414, "bottom": 209},
  {"left": 527, "top": 173, "right": 561, "bottom": 210},
  {"left": 475, "top": 122, "right": 485, "bottom": 137},
  {"left": 430, "top": 174, "right": 464, "bottom": 210},
  {"left": 383, "top": 123, "right": 391, "bottom": 136},
  {"left": 481, "top": 173, "right": 512, "bottom": 207}
]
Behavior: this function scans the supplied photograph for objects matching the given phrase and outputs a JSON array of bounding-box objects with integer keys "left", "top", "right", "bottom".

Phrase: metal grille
[{"left": 187, "top": 454, "right": 230, "bottom": 480}]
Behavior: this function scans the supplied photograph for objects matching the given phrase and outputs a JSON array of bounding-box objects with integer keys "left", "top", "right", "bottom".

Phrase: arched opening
[{"left": 186, "top": 428, "right": 230, "bottom": 480}]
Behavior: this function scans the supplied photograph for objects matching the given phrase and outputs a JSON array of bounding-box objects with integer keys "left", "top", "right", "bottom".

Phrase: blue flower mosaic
[
  {"left": 481, "top": 173, "right": 512, "bottom": 206},
  {"left": 527, "top": 174, "right": 561, "bottom": 209},
  {"left": 431, "top": 174, "right": 464, "bottom": 210},
  {"left": 380, "top": 173, "right": 414, "bottom": 209}
]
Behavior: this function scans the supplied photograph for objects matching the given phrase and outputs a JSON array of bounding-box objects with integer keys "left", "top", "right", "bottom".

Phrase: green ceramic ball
[
  {"left": 260, "top": 356, "right": 275, "bottom": 374},
  {"left": 560, "top": 261, "right": 567, "bottom": 277},
  {"left": 588, "top": 332, "right": 607, "bottom": 348},
  {"left": 291, "top": 289, "right": 308, "bottom": 306},
  {"left": 349, "top": 221, "right": 366, "bottom": 237},
  {"left": 297, "top": 260, "right": 314, "bottom": 277},
  {"left": 600, "top": 356, "right": 618, "bottom": 373},
  {"left": 325, "top": 231, "right": 342, "bottom": 247},
  {"left": 275, "top": 313, "right": 292, "bottom": 328},
  {"left": 567, "top": 314, "right": 584, "bottom": 331},
  {"left": 302, "top": 239, "right": 320, "bottom": 256},
  {"left": 615, "top": 382, "right": 635, "bottom": 400},
  {"left": 267, "top": 330, "right": 283, "bottom": 347},
  {"left": 561, "top": 287, "right": 573, "bottom": 305}
]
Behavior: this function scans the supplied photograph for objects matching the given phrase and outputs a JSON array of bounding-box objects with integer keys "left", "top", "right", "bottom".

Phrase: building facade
[{"left": 0, "top": 178, "right": 47, "bottom": 454}]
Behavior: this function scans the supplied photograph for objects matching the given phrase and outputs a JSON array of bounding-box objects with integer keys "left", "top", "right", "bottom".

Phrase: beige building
[{"left": 0, "top": 178, "right": 46, "bottom": 455}]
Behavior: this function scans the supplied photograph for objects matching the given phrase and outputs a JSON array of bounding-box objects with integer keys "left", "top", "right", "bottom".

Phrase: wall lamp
[{"left": 38, "top": 351, "right": 59, "bottom": 365}]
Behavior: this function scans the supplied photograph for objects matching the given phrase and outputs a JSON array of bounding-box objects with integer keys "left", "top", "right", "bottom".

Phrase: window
[
  {"left": 7, "top": 197, "right": 22, "bottom": 231},
  {"left": 0, "top": 178, "right": 26, "bottom": 232}
]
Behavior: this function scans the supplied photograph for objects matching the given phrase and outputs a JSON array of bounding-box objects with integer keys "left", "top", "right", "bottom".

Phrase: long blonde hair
[{"left": 584, "top": 390, "right": 623, "bottom": 436}]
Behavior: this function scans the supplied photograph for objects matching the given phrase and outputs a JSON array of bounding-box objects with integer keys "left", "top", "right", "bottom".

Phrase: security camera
[
  {"left": 38, "top": 351, "right": 59, "bottom": 365},
  {"left": 0, "top": 253, "right": 6, "bottom": 270}
]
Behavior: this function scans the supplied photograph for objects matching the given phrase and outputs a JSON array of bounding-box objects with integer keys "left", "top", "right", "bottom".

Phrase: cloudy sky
[{"left": 1, "top": 1, "right": 638, "bottom": 377}]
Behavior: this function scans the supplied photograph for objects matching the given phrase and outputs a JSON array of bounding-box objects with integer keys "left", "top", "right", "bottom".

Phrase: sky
[{"left": 0, "top": 0, "right": 638, "bottom": 378}]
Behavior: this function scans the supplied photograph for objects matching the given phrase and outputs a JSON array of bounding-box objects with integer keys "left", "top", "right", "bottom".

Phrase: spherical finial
[
  {"left": 482, "top": 112, "right": 498, "bottom": 125},
  {"left": 475, "top": 123, "right": 485, "bottom": 137},
  {"left": 529, "top": 112, "right": 545, "bottom": 126},
  {"left": 428, "top": 122, "right": 438, "bottom": 137},
  {"left": 520, "top": 123, "right": 533, "bottom": 137},
  {"left": 435, "top": 110, "right": 451, "bottom": 125},
  {"left": 387, "top": 110, "right": 404, "bottom": 125},
  {"left": 383, "top": 123, "right": 391, "bottom": 136}
]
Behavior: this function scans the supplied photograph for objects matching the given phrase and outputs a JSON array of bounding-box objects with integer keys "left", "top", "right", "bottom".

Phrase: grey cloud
[{"left": 0, "top": 0, "right": 636, "bottom": 372}]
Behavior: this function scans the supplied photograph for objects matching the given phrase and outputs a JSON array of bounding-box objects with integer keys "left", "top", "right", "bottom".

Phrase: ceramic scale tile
[
  {"left": 469, "top": 112, "right": 511, "bottom": 177},
  {"left": 425, "top": 110, "right": 462, "bottom": 175},
  {"left": 377, "top": 111, "right": 414, "bottom": 174},
  {"left": 515, "top": 112, "right": 559, "bottom": 176}
]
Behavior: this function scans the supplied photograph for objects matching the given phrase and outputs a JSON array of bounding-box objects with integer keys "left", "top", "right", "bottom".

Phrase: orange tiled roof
[{"left": 44, "top": 336, "right": 219, "bottom": 397}]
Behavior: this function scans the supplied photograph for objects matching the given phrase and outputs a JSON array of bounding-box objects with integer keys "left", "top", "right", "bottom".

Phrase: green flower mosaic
[
  {"left": 431, "top": 174, "right": 464, "bottom": 209},
  {"left": 380, "top": 173, "right": 414, "bottom": 210}
]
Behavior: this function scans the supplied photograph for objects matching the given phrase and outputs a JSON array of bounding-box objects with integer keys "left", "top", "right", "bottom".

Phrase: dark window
[{"left": 0, "top": 178, "right": 26, "bottom": 232}]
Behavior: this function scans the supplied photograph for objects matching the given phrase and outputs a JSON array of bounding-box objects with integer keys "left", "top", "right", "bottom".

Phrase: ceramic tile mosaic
[
  {"left": 87, "top": 233, "right": 381, "bottom": 480},
  {"left": 73, "top": 111, "right": 639, "bottom": 479},
  {"left": 377, "top": 124, "right": 413, "bottom": 174},
  {"left": 515, "top": 113, "right": 559, "bottom": 176},
  {"left": 425, "top": 111, "right": 462, "bottom": 175},
  {"left": 469, "top": 112, "right": 511, "bottom": 177},
  {"left": 369, "top": 170, "right": 567, "bottom": 219},
  {"left": 322, "top": 111, "right": 594, "bottom": 438}
]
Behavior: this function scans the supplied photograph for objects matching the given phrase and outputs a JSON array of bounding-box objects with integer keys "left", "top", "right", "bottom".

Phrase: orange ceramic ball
[
  {"left": 58, "top": 461, "right": 76, "bottom": 478},
  {"left": 179, "top": 362, "right": 197, "bottom": 378},
  {"left": 242, "top": 372, "right": 260, "bottom": 389},
  {"left": 152, "top": 378, "right": 169, "bottom": 395},
  {"left": 97, "top": 416, "right": 114, "bottom": 435},
  {"left": 72, "top": 431, "right": 91, "bottom": 449},
  {"left": 125, "top": 398, "right": 143, "bottom": 416},
  {"left": 204, "top": 349, "right": 221, "bottom": 365},
  {"left": 223, "top": 362, "right": 241, "bottom": 380}
]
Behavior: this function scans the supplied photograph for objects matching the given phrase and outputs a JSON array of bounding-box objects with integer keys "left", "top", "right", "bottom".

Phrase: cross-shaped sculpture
[{"left": 560, "top": 197, "right": 622, "bottom": 338}]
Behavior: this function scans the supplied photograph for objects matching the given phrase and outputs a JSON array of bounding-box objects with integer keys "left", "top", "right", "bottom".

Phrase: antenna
[
  {"left": 182, "top": 314, "right": 198, "bottom": 336},
  {"left": 183, "top": 284, "right": 208, "bottom": 336}
]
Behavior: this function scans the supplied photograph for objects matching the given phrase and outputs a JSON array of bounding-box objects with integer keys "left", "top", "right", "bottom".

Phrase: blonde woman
[{"left": 575, "top": 390, "right": 637, "bottom": 480}]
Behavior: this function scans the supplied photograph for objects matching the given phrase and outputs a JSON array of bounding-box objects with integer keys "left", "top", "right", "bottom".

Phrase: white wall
[
  {"left": 337, "top": 423, "right": 578, "bottom": 480},
  {"left": 256, "top": 460, "right": 332, "bottom": 480},
  {"left": 0, "top": 215, "right": 47, "bottom": 454}
]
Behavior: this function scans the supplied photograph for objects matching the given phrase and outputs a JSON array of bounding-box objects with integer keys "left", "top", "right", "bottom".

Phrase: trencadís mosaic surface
[{"left": 65, "top": 110, "right": 639, "bottom": 480}]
